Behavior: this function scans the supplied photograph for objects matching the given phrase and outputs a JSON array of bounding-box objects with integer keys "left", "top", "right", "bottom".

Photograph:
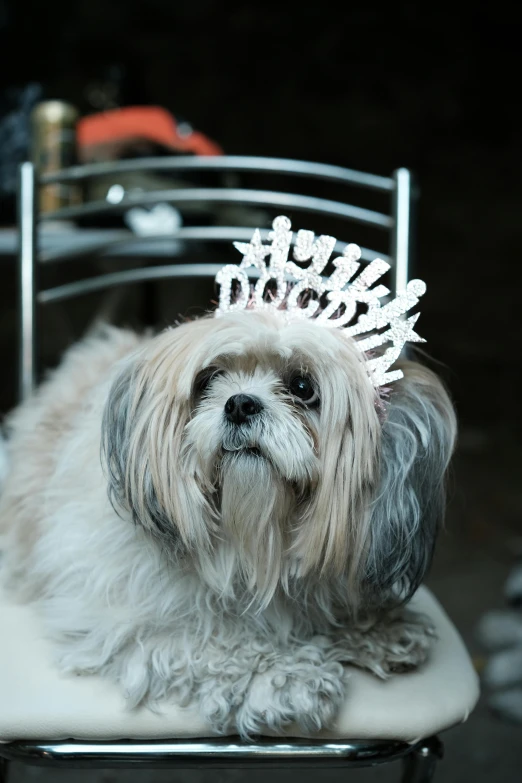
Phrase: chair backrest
[{"left": 17, "top": 156, "right": 414, "bottom": 402}]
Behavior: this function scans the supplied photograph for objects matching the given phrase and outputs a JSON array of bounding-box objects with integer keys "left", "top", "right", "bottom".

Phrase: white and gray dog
[{"left": 0, "top": 304, "right": 456, "bottom": 736}]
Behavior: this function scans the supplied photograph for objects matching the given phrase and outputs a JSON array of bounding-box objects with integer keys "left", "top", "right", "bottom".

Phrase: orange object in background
[{"left": 77, "top": 106, "right": 223, "bottom": 162}]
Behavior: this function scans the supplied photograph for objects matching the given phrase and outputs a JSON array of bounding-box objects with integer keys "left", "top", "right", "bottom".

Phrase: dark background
[{"left": 1, "top": 2, "right": 522, "bottom": 781}]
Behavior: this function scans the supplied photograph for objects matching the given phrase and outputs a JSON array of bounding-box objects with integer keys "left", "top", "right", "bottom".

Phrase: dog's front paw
[
  {"left": 235, "top": 652, "right": 345, "bottom": 737},
  {"left": 371, "top": 613, "right": 435, "bottom": 676},
  {"left": 335, "top": 611, "right": 435, "bottom": 678}
]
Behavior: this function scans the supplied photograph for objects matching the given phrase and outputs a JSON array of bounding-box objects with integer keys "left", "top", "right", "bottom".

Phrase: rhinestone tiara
[{"left": 215, "top": 216, "right": 426, "bottom": 387}]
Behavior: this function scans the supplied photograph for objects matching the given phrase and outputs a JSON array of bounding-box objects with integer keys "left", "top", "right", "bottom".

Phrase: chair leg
[
  {"left": 401, "top": 736, "right": 443, "bottom": 783},
  {"left": 0, "top": 758, "right": 9, "bottom": 783}
]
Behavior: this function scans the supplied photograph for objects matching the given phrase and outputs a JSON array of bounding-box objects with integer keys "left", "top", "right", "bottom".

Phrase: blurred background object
[
  {"left": 477, "top": 559, "right": 522, "bottom": 724},
  {"left": 31, "top": 100, "right": 81, "bottom": 212},
  {"left": 77, "top": 105, "right": 223, "bottom": 162}
]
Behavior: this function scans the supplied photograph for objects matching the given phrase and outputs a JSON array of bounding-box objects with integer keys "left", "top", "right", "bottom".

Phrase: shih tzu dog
[{"left": 0, "top": 217, "right": 456, "bottom": 737}]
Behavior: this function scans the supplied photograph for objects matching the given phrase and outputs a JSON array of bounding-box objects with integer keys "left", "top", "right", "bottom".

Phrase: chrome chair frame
[
  {"left": 0, "top": 736, "right": 443, "bottom": 779},
  {"left": 3, "top": 156, "right": 444, "bottom": 782},
  {"left": 17, "top": 156, "right": 413, "bottom": 401}
]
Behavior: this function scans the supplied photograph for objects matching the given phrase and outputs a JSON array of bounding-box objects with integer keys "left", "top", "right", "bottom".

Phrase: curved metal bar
[
  {"left": 39, "top": 229, "right": 132, "bottom": 263},
  {"left": 40, "top": 227, "right": 389, "bottom": 265},
  {"left": 37, "top": 264, "right": 226, "bottom": 304},
  {"left": 39, "top": 155, "right": 394, "bottom": 192},
  {"left": 0, "top": 737, "right": 416, "bottom": 769},
  {"left": 40, "top": 189, "right": 392, "bottom": 229},
  {"left": 37, "top": 239, "right": 395, "bottom": 305}
]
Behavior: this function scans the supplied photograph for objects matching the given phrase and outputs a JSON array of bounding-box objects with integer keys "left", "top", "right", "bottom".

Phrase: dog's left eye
[{"left": 289, "top": 375, "right": 318, "bottom": 406}]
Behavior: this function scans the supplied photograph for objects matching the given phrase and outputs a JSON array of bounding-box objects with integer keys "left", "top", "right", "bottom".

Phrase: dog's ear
[
  {"left": 100, "top": 328, "right": 213, "bottom": 554},
  {"left": 100, "top": 355, "right": 183, "bottom": 549},
  {"left": 363, "top": 361, "right": 457, "bottom": 606}
]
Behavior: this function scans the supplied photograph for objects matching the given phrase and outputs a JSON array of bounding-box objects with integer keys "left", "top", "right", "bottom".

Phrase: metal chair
[
  {"left": 17, "top": 156, "right": 413, "bottom": 400},
  {"left": 0, "top": 156, "right": 478, "bottom": 781}
]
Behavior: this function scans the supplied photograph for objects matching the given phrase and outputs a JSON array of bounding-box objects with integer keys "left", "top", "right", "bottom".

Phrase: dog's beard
[
  {"left": 179, "top": 366, "right": 322, "bottom": 604},
  {"left": 219, "top": 450, "right": 294, "bottom": 604},
  {"left": 182, "top": 403, "right": 316, "bottom": 606}
]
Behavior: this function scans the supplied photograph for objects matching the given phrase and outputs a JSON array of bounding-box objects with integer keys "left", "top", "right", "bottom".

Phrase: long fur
[{"left": 0, "top": 312, "right": 456, "bottom": 737}]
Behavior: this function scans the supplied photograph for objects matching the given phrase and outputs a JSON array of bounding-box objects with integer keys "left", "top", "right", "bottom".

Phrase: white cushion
[{"left": 0, "top": 586, "right": 478, "bottom": 743}]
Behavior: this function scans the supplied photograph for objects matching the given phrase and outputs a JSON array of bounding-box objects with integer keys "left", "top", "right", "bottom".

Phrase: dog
[{"left": 0, "top": 225, "right": 456, "bottom": 737}]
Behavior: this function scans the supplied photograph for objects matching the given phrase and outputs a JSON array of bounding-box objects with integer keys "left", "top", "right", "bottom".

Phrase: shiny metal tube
[
  {"left": 0, "top": 737, "right": 417, "bottom": 769},
  {"left": 40, "top": 188, "right": 392, "bottom": 229},
  {"left": 39, "top": 155, "right": 394, "bottom": 192},
  {"left": 17, "top": 162, "right": 37, "bottom": 401}
]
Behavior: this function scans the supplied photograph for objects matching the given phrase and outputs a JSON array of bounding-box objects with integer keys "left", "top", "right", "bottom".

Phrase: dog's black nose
[{"left": 224, "top": 394, "right": 263, "bottom": 425}]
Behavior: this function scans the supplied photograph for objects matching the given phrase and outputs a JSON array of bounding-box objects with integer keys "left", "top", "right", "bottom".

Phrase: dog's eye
[
  {"left": 289, "top": 375, "right": 318, "bottom": 406},
  {"left": 195, "top": 368, "right": 221, "bottom": 395}
]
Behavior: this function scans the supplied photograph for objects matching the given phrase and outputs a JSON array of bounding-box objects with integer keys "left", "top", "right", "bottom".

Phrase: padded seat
[{"left": 0, "top": 586, "right": 478, "bottom": 743}]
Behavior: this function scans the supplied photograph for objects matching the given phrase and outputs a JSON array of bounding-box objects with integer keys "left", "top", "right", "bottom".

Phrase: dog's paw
[
  {"left": 335, "top": 612, "right": 435, "bottom": 678},
  {"left": 198, "top": 671, "right": 254, "bottom": 734},
  {"left": 235, "top": 652, "right": 345, "bottom": 737},
  {"left": 383, "top": 619, "right": 436, "bottom": 674},
  {"left": 377, "top": 614, "right": 435, "bottom": 675}
]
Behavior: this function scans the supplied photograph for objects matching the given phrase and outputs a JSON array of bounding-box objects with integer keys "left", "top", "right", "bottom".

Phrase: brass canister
[{"left": 31, "top": 101, "right": 81, "bottom": 212}]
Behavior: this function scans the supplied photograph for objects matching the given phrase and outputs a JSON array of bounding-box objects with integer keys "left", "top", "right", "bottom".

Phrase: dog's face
[{"left": 102, "top": 310, "right": 456, "bottom": 609}]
